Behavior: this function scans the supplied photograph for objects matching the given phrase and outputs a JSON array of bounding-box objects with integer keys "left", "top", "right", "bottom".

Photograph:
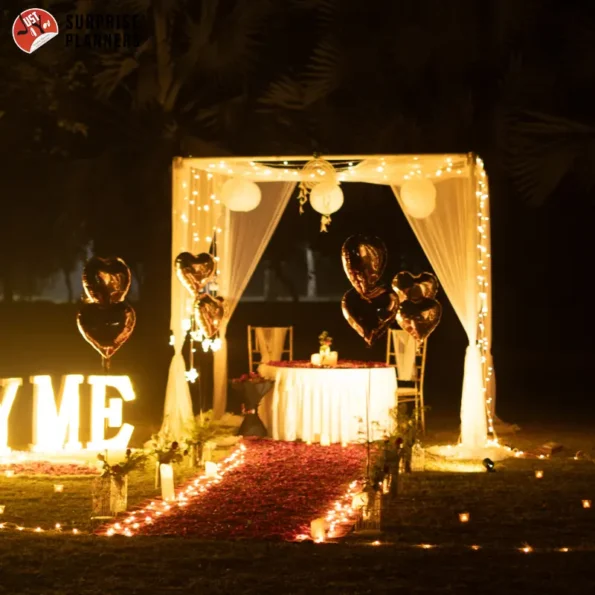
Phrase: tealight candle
[
  {"left": 310, "top": 517, "right": 327, "bottom": 542},
  {"left": 459, "top": 512, "right": 470, "bottom": 523},
  {"left": 534, "top": 470, "right": 544, "bottom": 479},
  {"left": 205, "top": 461, "right": 218, "bottom": 477},
  {"left": 4, "top": 470, "right": 14, "bottom": 478},
  {"left": 54, "top": 484, "right": 64, "bottom": 493},
  {"left": 582, "top": 500, "right": 592, "bottom": 509}
]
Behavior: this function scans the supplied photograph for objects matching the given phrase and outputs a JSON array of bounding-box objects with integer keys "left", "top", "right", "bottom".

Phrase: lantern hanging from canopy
[
  {"left": 221, "top": 178, "right": 262, "bottom": 212},
  {"left": 400, "top": 178, "right": 436, "bottom": 219},
  {"left": 309, "top": 182, "right": 344, "bottom": 232}
]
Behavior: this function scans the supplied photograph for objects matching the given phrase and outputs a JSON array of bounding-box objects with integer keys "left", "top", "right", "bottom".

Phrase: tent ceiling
[{"left": 181, "top": 154, "right": 470, "bottom": 185}]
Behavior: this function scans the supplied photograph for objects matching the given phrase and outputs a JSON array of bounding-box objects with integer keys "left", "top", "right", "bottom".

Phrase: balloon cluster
[
  {"left": 392, "top": 272, "right": 442, "bottom": 344},
  {"left": 340, "top": 236, "right": 398, "bottom": 347},
  {"left": 77, "top": 257, "right": 136, "bottom": 371},
  {"left": 340, "top": 235, "right": 442, "bottom": 347},
  {"left": 175, "top": 252, "right": 227, "bottom": 340}
]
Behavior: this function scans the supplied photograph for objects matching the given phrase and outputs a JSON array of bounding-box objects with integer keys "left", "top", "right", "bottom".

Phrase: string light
[
  {"left": 103, "top": 444, "right": 247, "bottom": 537},
  {"left": 0, "top": 522, "right": 82, "bottom": 534}
]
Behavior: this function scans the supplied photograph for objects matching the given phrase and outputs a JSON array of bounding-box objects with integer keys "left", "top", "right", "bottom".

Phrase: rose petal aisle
[{"left": 131, "top": 440, "right": 366, "bottom": 540}]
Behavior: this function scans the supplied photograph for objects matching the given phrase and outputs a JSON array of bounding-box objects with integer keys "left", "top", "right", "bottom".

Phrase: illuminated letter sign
[
  {"left": 0, "top": 378, "right": 22, "bottom": 455},
  {"left": 87, "top": 375, "right": 136, "bottom": 451},
  {"left": 31, "top": 375, "right": 84, "bottom": 452},
  {"left": 0, "top": 375, "right": 136, "bottom": 454}
]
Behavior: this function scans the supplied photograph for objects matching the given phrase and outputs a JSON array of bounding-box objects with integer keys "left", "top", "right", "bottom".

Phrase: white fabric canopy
[
  {"left": 167, "top": 153, "right": 496, "bottom": 450},
  {"left": 212, "top": 182, "right": 296, "bottom": 417}
]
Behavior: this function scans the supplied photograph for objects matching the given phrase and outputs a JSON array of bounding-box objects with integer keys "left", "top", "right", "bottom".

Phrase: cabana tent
[{"left": 162, "top": 154, "right": 495, "bottom": 452}]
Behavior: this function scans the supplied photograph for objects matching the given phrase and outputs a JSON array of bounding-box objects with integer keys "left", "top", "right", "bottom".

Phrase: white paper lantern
[
  {"left": 400, "top": 179, "right": 436, "bottom": 219},
  {"left": 309, "top": 182, "right": 344, "bottom": 215},
  {"left": 221, "top": 178, "right": 261, "bottom": 212}
]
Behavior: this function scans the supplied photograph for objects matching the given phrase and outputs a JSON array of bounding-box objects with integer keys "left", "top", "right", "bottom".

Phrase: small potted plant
[{"left": 318, "top": 331, "right": 333, "bottom": 355}]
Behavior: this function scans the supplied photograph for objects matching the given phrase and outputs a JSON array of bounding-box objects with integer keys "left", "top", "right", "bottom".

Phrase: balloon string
[
  {"left": 366, "top": 369, "right": 371, "bottom": 482},
  {"left": 102, "top": 357, "right": 110, "bottom": 374}
]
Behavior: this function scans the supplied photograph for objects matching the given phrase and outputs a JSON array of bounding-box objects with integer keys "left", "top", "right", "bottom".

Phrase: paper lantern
[
  {"left": 221, "top": 178, "right": 261, "bottom": 212},
  {"left": 309, "top": 182, "right": 344, "bottom": 215},
  {"left": 400, "top": 179, "right": 436, "bottom": 219}
]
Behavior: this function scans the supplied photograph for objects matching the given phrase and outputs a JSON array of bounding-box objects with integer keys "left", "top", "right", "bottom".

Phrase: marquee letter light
[
  {"left": 86, "top": 375, "right": 135, "bottom": 451},
  {"left": 0, "top": 378, "right": 22, "bottom": 455},
  {"left": 31, "top": 375, "right": 84, "bottom": 452}
]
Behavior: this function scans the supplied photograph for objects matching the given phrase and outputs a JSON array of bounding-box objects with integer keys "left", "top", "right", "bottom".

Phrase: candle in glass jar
[
  {"left": 320, "top": 435, "right": 331, "bottom": 446},
  {"left": 0, "top": 504, "right": 5, "bottom": 514},
  {"left": 535, "top": 470, "right": 544, "bottom": 479},
  {"left": 582, "top": 500, "right": 592, "bottom": 509},
  {"left": 310, "top": 354, "right": 322, "bottom": 366},
  {"left": 325, "top": 351, "right": 338, "bottom": 367},
  {"left": 459, "top": 512, "right": 470, "bottom": 523}
]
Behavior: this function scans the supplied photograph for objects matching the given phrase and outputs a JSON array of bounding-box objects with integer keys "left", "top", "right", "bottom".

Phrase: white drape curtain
[
  {"left": 161, "top": 164, "right": 224, "bottom": 440},
  {"left": 392, "top": 164, "right": 488, "bottom": 449},
  {"left": 212, "top": 182, "right": 297, "bottom": 417},
  {"left": 255, "top": 327, "right": 289, "bottom": 363},
  {"left": 390, "top": 330, "right": 417, "bottom": 381}
]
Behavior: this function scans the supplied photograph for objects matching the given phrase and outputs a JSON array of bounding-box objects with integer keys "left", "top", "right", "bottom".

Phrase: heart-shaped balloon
[
  {"left": 396, "top": 298, "right": 442, "bottom": 342},
  {"left": 175, "top": 252, "right": 216, "bottom": 298},
  {"left": 76, "top": 302, "right": 136, "bottom": 364},
  {"left": 83, "top": 257, "right": 132, "bottom": 305},
  {"left": 341, "top": 287, "right": 399, "bottom": 347},
  {"left": 194, "top": 294, "right": 226, "bottom": 338},
  {"left": 341, "top": 235, "right": 388, "bottom": 298},
  {"left": 392, "top": 271, "right": 439, "bottom": 303}
]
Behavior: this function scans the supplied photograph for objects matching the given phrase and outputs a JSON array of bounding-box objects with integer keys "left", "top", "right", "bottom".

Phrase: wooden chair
[
  {"left": 248, "top": 326, "right": 293, "bottom": 371},
  {"left": 386, "top": 330, "right": 428, "bottom": 434}
]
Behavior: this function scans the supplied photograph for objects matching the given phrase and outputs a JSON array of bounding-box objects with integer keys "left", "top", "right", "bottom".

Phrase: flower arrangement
[
  {"left": 97, "top": 449, "right": 148, "bottom": 482},
  {"left": 231, "top": 372, "right": 266, "bottom": 383},
  {"left": 185, "top": 411, "right": 237, "bottom": 466},
  {"left": 150, "top": 436, "right": 185, "bottom": 465},
  {"left": 318, "top": 331, "right": 333, "bottom": 347}
]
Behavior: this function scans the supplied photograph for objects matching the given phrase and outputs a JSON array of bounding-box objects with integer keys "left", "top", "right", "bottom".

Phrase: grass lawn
[{"left": 1, "top": 424, "right": 595, "bottom": 594}]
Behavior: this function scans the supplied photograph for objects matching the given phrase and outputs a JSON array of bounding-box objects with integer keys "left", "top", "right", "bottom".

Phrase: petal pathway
[{"left": 115, "top": 439, "right": 366, "bottom": 540}]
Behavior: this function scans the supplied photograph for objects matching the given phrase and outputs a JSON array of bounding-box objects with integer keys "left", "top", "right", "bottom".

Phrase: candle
[
  {"left": 54, "top": 484, "right": 64, "bottom": 493},
  {"left": 382, "top": 478, "right": 389, "bottom": 494},
  {"left": 459, "top": 512, "right": 470, "bottom": 523},
  {"left": 160, "top": 464, "right": 175, "bottom": 501},
  {"left": 205, "top": 461, "right": 218, "bottom": 477},
  {"left": 320, "top": 435, "right": 330, "bottom": 446},
  {"left": 0, "top": 505, "right": 5, "bottom": 514},
  {"left": 534, "top": 470, "right": 544, "bottom": 479},
  {"left": 582, "top": 500, "right": 592, "bottom": 509},
  {"left": 326, "top": 351, "right": 338, "bottom": 367},
  {"left": 310, "top": 517, "right": 327, "bottom": 542},
  {"left": 310, "top": 354, "right": 322, "bottom": 366},
  {"left": 4, "top": 470, "right": 14, "bottom": 478}
]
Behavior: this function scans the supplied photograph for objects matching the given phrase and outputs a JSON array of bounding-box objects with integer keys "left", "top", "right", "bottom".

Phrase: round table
[{"left": 258, "top": 360, "right": 397, "bottom": 444}]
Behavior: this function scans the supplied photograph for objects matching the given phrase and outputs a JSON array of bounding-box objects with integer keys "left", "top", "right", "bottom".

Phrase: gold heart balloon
[
  {"left": 175, "top": 252, "right": 216, "bottom": 298},
  {"left": 194, "top": 294, "right": 226, "bottom": 338},
  {"left": 396, "top": 298, "right": 442, "bottom": 342},
  {"left": 76, "top": 302, "right": 136, "bottom": 368},
  {"left": 392, "top": 271, "right": 439, "bottom": 303},
  {"left": 341, "top": 287, "right": 399, "bottom": 347},
  {"left": 341, "top": 235, "right": 388, "bottom": 298},
  {"left": 83, "top": 257, "right": 132, "bottom": 305}
]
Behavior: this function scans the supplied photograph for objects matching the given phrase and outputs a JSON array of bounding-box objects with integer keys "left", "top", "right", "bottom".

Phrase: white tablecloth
[{"left": 258, "top": 363, "right": 397, "bottom": 443}]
